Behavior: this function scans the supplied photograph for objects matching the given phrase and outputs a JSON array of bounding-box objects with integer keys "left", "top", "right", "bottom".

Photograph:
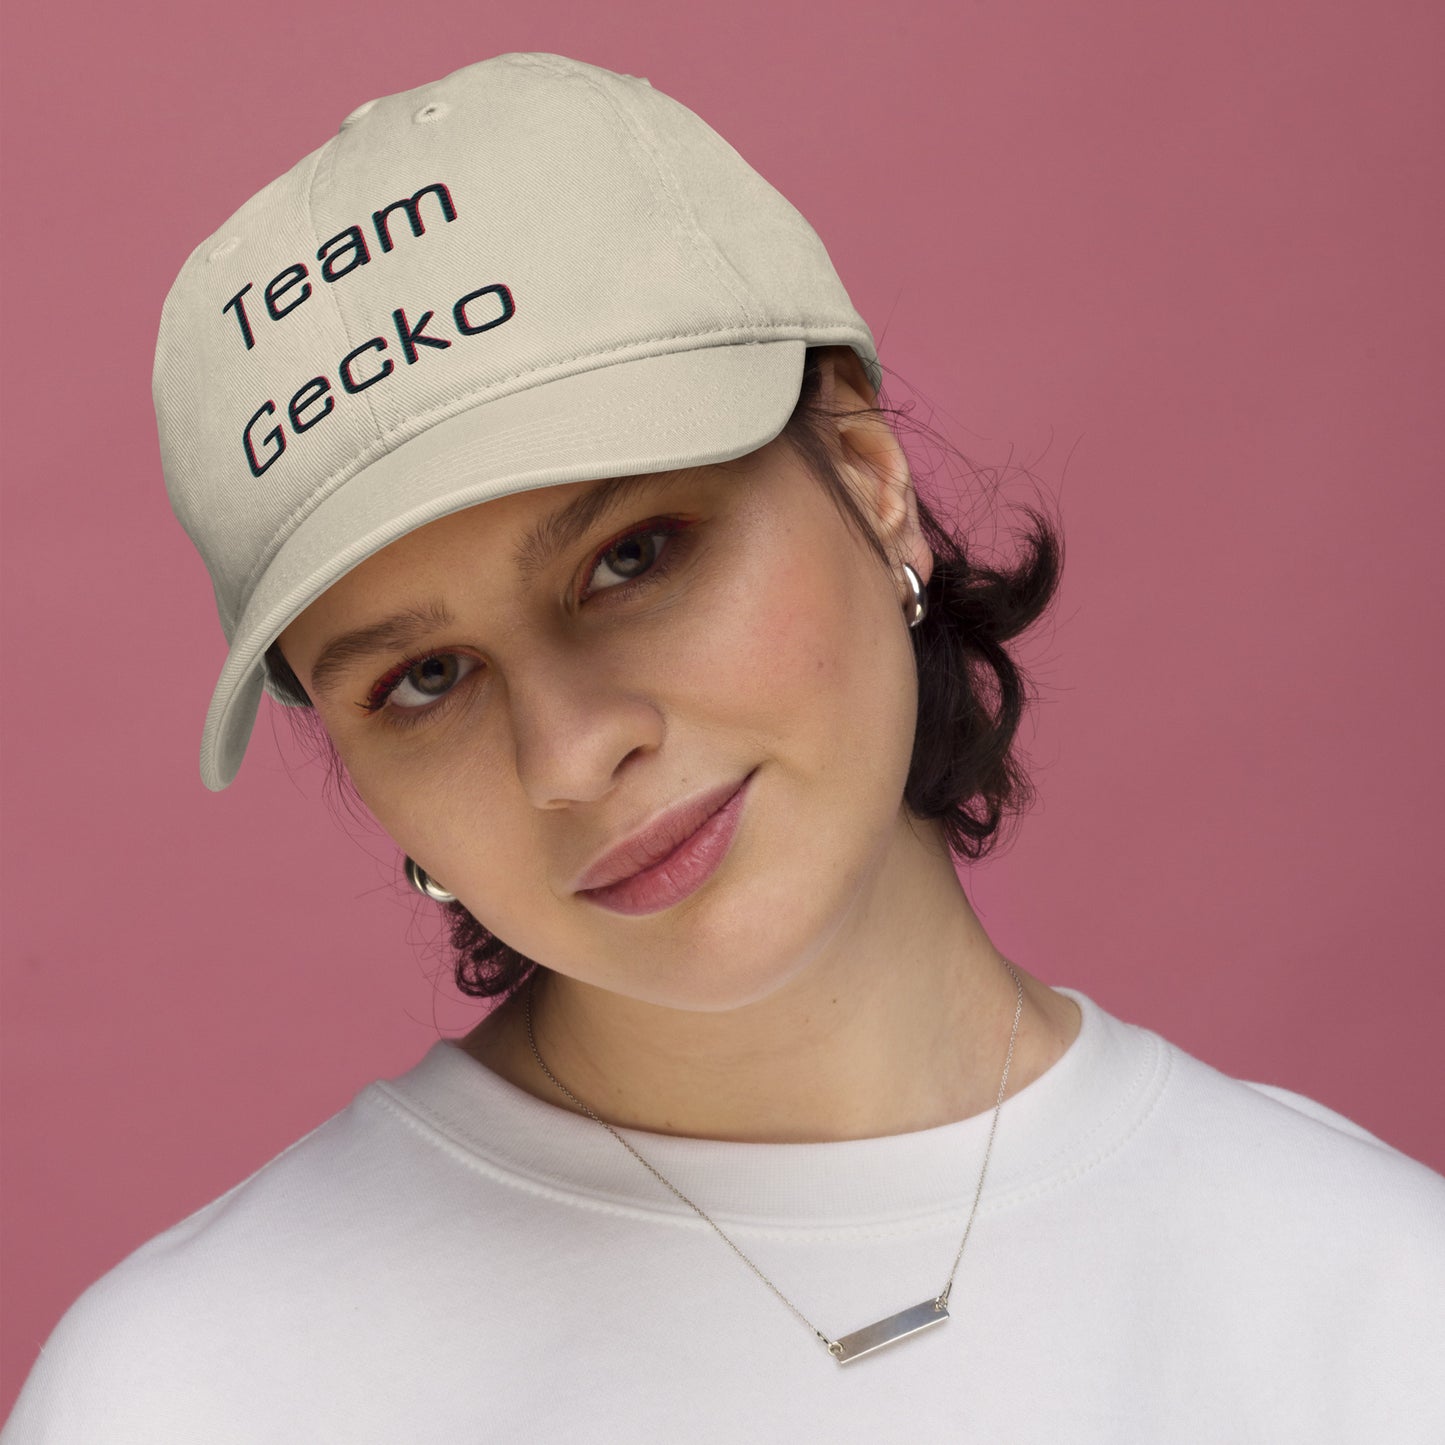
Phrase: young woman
[{"left": 6, "top": 51, "right": 1442, "bottom": 1443}]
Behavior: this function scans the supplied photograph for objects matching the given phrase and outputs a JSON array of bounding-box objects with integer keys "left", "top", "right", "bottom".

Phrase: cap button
[{"left": 339, "top": 97, "right": 379, "bottom": 129}]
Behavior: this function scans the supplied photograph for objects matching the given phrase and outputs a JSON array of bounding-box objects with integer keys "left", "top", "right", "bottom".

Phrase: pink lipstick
[{"left": 576, "top": 771, "right": 754, "bottom": 916}]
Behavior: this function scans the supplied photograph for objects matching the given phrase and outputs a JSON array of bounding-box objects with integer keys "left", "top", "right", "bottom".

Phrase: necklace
[{"left": 524, "top": 959, "right": 1026, "bottom": 1365}]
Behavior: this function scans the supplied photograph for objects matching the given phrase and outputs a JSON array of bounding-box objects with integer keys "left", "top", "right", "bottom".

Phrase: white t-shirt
[{"left": 6, "top": 987, "right": 1443, "bottom": 1443}]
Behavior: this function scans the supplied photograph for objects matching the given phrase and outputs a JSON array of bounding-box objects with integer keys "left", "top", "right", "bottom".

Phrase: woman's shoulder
[
  {"left": 1169, "top": 1023, "right": 1436, "bottom": 1160},
  {"left": 1030, "top": 990, "right": 1445, "bottom": 1271},
  {"left": 1233, "top": 1073, "right": 1407, "bottom": 1147},
  {"left": 3, "top": 1072, "right": 433, "bottom": 1441},
  {"left": 1072, "top": 999, "right": 1445, "bottom": 1412},
  {"left": 1127, "top": 1008, "right": 1445, "bottom": 1244}
]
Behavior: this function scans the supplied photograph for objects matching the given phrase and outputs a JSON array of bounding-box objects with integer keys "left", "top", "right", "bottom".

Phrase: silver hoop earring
[
  {"left": 404, "top": 856, "right": 457, "bottom": 904},
  {"left": 900, "top": 562, "right": 928, "bottom": 629}
]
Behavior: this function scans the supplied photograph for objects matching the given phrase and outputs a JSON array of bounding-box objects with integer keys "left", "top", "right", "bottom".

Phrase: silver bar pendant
[{"left": 831, "top": 1298, "right": 949, "bottom": 1365}]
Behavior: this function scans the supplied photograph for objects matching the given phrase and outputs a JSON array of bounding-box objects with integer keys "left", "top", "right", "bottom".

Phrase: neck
[{"left": 463, "top": 817, "right": 1080, "bottom": 1143}]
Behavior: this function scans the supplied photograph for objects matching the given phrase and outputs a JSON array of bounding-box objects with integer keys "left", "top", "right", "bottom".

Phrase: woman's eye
[
  {"left": 585, "top": 525, "right": 681, "bottom": 597},
  {"left": 378, "top": 653, "right": 480, "bottom": 712},
  {"left": 361, "top": 522, "right": 690, "bottom": 718}
]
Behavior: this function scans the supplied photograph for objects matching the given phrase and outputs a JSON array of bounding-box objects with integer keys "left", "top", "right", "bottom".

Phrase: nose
[{"left": 506, "top": 646, "right": 664, "bottom": 810}]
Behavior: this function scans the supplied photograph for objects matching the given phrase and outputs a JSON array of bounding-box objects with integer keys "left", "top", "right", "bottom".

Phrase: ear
[{"left": 817, "top": 348, "right": 934, "bottom": 592}]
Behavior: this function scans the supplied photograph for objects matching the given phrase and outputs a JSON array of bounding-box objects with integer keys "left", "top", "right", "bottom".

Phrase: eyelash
[{"left": 358, "top": 516, "right": 697, "bottom": 724}]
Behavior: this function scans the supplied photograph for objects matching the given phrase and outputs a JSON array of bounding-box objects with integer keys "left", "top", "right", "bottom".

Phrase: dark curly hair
[{"left": 265, "top": 346, "right": 1065, "bottom": 1003}]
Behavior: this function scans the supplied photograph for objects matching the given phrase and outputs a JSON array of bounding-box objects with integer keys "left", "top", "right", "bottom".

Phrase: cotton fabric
[{"left": 6, "top": 987, "right": 1443, "bottom": 1442}]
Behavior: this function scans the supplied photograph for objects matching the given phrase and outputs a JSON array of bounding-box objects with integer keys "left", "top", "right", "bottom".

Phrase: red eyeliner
[
  {"left": 578, "top": 516, "right": 694, "bottom": 604},
  {"left": 360, "top": 654, "right": 432, "bottom": 713}
]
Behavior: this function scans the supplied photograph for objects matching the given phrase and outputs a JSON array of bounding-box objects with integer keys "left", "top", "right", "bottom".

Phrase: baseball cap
[{"left": 153, "top": 52, "right": 880, "bottom": 790}]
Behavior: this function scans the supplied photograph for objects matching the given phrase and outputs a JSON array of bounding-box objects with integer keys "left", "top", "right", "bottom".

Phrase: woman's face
[{"left": 278, "top": 353, "right": 932, "bottom": 1012}]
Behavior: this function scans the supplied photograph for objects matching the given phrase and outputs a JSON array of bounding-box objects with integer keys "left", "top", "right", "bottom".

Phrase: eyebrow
[
  {"left": 307, "top": 600, "right": 456, "bottom": 702},
  {"left": 512, "top": 470, "right": 676, "bottom": 584},
  {"left": 305, "top": 471, "right": 678, "bottom": 701}
]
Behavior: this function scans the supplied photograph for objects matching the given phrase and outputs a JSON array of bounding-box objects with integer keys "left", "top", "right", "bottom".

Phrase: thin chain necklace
[{"left": 524, "top": 959, "right": 1026, "bottom": 1365}]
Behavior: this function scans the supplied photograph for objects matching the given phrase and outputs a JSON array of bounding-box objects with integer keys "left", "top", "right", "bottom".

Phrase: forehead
[
  {"left": 279, "top": 433, "right": 807, "bottom": 666},
  {"left": 363, "top": 469, "right": 683, "bottom": 586},
  {"left": 277, "top": 463, "right": 722, "bottom": 660}
]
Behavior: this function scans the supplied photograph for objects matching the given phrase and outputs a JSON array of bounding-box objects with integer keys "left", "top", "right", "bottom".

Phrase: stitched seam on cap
[
  {"left": 227, "top": 355, "right": 791, "bottom": 629},
  {"left": 304, "top": 136, "right": 384, "bottom": 439},
  {"left": 232, "top": 63, "right": 783, "bottom": 610},
  {"left": 561, "top": 68, "right": 724, "bottom": 311},
  {"left": 219, "top": 374, "right": 805, "bottom": 698},
  {"left": 576, "top": 68, "right": 761, "bottom": 328},
  {"left": 213, "top": 141, "right": 351, "bottom": 638},
  {"left": 230, "top": 323, "right": 850, "bottom": 600}
]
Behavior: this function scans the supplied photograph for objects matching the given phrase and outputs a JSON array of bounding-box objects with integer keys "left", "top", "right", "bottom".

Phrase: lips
[{"left": 573, "top": 773, "right": 753, "bottom": 893}]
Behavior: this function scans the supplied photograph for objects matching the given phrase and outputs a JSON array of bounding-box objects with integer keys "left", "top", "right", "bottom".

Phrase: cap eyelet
[
  {"left": 207, "top": 237, "right": 241, "bottom": 263},
  {"left": 414, "top": 101, "right": 448, "bottom": 124}
]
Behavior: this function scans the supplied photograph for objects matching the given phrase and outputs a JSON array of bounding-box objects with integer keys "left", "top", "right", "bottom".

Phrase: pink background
[{"left": 3, "top": 0, "right": 1442, "bottom": 1416}]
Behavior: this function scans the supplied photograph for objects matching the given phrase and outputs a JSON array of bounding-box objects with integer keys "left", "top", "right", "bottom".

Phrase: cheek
[
  {"left": 679, "top": 519, "right": 916, "bottom": 790},
  {"left": 350, "top": 750, "right": 556, "bottom": 943},
  {"left": 343, "top": 744, "right": 489, "bottom": 868},
  {"left": 330, "top": 508, "right": 918, "bottom": 947}
]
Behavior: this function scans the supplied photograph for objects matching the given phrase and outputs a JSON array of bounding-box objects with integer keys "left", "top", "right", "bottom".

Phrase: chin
[{"left": 592, "top": 854, "right": 852, "bottom": 1015}]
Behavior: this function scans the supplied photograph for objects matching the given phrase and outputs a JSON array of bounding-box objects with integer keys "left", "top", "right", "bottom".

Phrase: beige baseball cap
[{"left": 153, "top": 52, "right": 880, "bottom": 790}]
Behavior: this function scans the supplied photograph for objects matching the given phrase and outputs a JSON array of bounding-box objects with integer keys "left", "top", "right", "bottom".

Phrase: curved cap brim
[{"left": 200, "top": 339, "right": 808, "bottom": 790}]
